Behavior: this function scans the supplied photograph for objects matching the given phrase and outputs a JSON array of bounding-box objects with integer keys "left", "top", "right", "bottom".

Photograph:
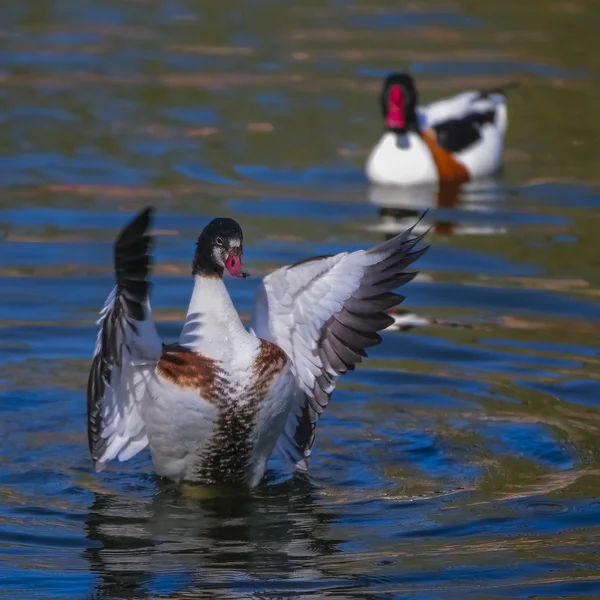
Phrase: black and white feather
[
  {"left": 250, "top": 217, "right": 428, "bottom": 471},
  {"left": 420, "top": 83, "right": 517, "bottom": 155},
  {"left": 87, "top": 208, "right": 161, "bottom": 471}
]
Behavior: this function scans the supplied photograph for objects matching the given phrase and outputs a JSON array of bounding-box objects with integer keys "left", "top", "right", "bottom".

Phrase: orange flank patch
[{"left": 422, "top": 129, "right": 470, "bottom": 184}]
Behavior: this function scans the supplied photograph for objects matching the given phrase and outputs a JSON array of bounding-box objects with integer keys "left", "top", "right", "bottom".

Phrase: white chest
[
  {"left": 178, "top": 275, "right": 259, "bottom": 362},
  {"left": 366, "top": 132, "right": 439, "bottom": 186}
]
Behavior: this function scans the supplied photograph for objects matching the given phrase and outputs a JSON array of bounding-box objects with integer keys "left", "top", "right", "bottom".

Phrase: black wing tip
[
  {"left": 369, "top": 209, "right": 431, "bottom": 257},
  {"left": 137, "top": 206, "right": 155, "bottom": 228},
  {"left": 114, "top": 207, "right": 155, "bottom": 291},
  {"left": 133, "top": 206, "right": 155, "bottom": 224},
  {"left": 408, "top": 208, "right": 430, "bottom": 235},
  {"left": 399, "top": 208, "right": 430, "bottom": 236},
  {"left": 117, "top": 206, "right": 155, "bottom": 241}
]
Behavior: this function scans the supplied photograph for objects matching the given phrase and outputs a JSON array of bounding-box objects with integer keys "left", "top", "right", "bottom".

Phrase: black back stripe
[{"left": 433, "top": 110, "right": 496, "bottom": 154}]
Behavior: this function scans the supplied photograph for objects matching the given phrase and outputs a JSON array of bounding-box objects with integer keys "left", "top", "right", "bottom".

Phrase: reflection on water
[
  {"left": 1, "top": 0, "right": 600, "bottom": 598},
  {"left": 368, "top": 180, "right": 508, "bottom": 239},
  {"left": 84, "top": 479, "right": 341, "bottom": 598}
]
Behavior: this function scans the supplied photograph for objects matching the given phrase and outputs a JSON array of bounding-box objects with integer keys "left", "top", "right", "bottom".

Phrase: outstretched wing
[
  {"left": 250, "top": 216, "right": 428, "bottom": 471},
  {"left": 87, "top": 207, "right": 162, "bottom": 471}
]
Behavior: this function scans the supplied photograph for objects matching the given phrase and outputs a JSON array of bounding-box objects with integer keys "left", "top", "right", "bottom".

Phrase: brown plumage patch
[
  {"left": 253, "top": 339, "right": 289, "bottom": 397},
  {"left": 422, "top": 129, "right": 470, "bottom": 184},
  {"left": 157, "top": 343, "right": 224, "bottom": 403}
]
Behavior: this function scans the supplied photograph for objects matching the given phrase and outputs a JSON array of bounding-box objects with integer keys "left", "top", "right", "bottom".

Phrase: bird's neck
[{"left": 178, "top": 275, "right": 247, "bottom": 354}]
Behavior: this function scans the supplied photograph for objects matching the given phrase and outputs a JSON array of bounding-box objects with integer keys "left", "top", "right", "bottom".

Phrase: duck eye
[{"left": 216, "top": 237, "right": 223, "bottom": 246}]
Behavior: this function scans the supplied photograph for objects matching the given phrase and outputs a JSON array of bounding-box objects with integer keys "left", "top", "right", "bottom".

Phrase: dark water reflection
[
  {"left": 2, "top": 0, "right": 600, "bottom": 598},
  {"left": 84, "top": 479, "right": 342, "bottom": 599}
]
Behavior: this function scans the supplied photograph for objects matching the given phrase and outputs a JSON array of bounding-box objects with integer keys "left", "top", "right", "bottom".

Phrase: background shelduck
[
  {"left": 366, "top": 72, "right": 517, "bottom": 187},
  {"left": 87, "top": 208, "right": 427, "bottom": 487}
]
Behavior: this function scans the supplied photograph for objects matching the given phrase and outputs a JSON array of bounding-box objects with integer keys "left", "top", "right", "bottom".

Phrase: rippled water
[{"left": 2, "top": 1, "right": 600, "bottom": 598}]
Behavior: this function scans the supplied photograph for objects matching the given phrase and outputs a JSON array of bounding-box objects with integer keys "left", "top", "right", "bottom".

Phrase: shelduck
[
  {"left": 366, "top": 72, "right": 517, "bottom": 186},
  {"left": 87, "top": 208, "right": 427, "bottom": 487}
]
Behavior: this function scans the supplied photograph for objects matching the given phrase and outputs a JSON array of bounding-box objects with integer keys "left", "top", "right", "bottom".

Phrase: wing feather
[
  {"left": 250, "top": 214, "right": 428, "bottom": 471},
  {"left": 86, "top": 207, "right": 161, "bottom": 471},
  {"left": 418, "top": 84, "right": 516, "bottom": 155}
]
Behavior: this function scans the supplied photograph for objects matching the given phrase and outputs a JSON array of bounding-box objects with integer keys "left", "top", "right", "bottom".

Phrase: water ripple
[{"left": 0, "top": 0, "right": 600, "bottom": 598}]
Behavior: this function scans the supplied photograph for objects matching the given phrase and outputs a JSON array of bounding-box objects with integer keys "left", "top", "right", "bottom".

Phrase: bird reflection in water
[
  {"left": 368, "top": 178, "right": 508, "bottom": 240},
  {"left": 369, "top": 179, "right": 507, "bottom": 333},
  {"left": 83, "top": 475, "right": 341, "bottom": 599}
]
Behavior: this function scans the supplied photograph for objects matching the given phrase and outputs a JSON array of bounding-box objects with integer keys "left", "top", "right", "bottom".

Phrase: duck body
[
  {"left": 366, "top": 73, "right": 513, "bottom": 186},
  {"left": 142, "top": 276, "right": 296, "bottom": 487},
  {"left": 87, "top": 208, "right": 426, "bottom": 487}
]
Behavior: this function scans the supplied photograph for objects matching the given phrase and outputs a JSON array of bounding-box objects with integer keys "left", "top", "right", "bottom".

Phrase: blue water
[{"left": 1, "top": 1, "right": 600, "bottom": 598}]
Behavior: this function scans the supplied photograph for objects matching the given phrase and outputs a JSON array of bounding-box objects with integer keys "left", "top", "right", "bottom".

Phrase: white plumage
[{"left": 87, "top": 208, "right": 427, "bottom": 486}]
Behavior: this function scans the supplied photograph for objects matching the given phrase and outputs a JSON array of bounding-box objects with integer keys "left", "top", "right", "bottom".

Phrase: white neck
[{"left": 178, "top": 275, "right": 250, "bottom": 359}]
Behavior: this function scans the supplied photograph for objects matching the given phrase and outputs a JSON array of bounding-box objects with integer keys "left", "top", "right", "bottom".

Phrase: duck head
[
  {"left": 380, "top": 72, "right": 419, "bottom": 134},
  {"left": 192, "top": 217, "right": 249, "bottom": 279}
]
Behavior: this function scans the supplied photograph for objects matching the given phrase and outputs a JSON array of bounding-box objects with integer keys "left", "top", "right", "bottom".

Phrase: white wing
[
  {"left": 250, "top": 217, "right": 428, "bottom": 471},
  {"left": 87, "top": 208, "right": 161, "bottom": 471}
]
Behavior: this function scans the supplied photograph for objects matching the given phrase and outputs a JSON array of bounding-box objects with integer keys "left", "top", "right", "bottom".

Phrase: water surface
[{"left": 1, "top": 1, "right": 600, "bottom": 598}]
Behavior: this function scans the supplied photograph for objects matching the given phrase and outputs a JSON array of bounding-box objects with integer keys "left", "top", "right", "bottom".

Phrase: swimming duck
[
  {"left": 87, "top": 208, "right": 427, "bottom": 487},
  {"left": 366, "top": 72, "right": 516, "bottom": 186}
]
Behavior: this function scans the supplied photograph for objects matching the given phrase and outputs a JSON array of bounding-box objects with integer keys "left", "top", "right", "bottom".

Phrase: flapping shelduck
[{"left": 87, "top": 208, "right": 427, "bottom": 487}]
